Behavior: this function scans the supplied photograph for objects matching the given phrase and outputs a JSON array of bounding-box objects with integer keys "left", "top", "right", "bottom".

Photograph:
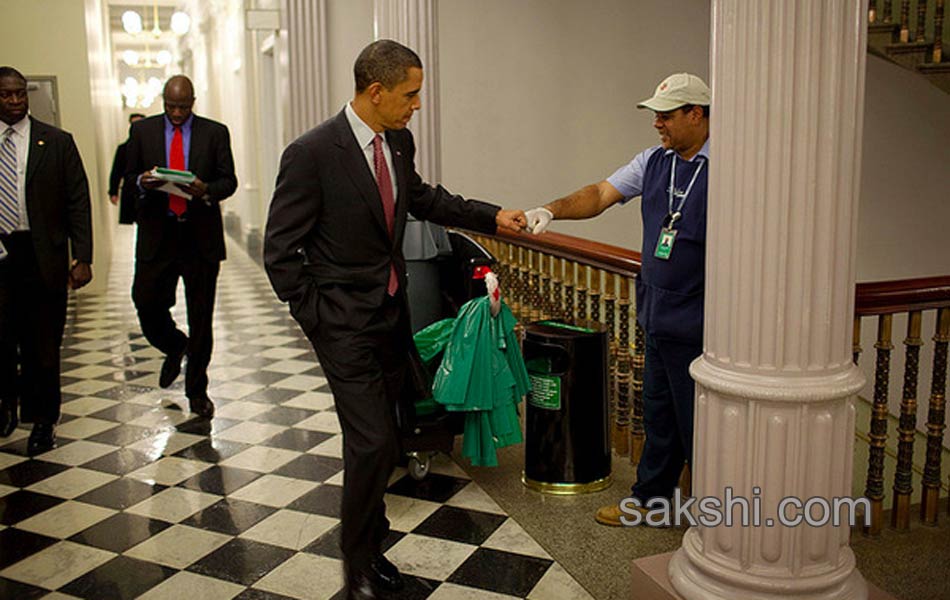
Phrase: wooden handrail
[
  {"left": 488, "top": 229, "right": 642, "bottom": 277},
  {"left": 855, "top": 276, "right": 950, "bottom": 315}
]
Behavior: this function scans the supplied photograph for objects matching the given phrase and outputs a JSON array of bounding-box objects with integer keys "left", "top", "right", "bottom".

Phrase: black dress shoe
[
  {"left": 346, "top": 570, "right": 381, "bottom": 600},
  {"left": 27, "top": 423, "right": 56, "bottom": 456},
  {"left": 370, "top": 552, "right": 404, "bottom": 592},
  {"left": 159, "top": 343, "right": 187, "bottom": 388},
  {"left": 188, "top": 394, "right": 215, "bottom": 419},
  {"left": 0, "top": 406, "right": 17, "bottom": 438}
]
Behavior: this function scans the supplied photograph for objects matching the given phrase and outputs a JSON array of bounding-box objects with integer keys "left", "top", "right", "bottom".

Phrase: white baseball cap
[{"left": 637, "top": 73, "right": 710, "bottom": 112}]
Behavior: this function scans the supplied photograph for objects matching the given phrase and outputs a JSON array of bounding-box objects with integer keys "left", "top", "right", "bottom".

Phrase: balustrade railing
[
  {"left": 853, "top": 277, "right": 950, "bottom": 534},
  {"left": 869, "top": 0, "right": 947, "bottom": 63},
  {"left": 465, "top": 228, "right": 950, "bottom": 535}
]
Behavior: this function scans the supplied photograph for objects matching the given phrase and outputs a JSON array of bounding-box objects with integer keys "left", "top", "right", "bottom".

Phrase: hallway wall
[{"left": 2, "top": 0, "right": 116, "bottom": 293}]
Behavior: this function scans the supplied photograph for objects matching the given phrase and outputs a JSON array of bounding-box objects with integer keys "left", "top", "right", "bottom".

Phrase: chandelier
[{"left": 117, "top": 4, "right": 191, "bottom": 109}]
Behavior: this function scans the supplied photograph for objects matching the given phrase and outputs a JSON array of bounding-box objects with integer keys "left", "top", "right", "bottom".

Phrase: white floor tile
[
  {"left": 219, "top": 446, "right": 300, "bottom": 472},
  {"left": 385, "top": 533, "right": 478, "bottom": 581},
  {"left": 124, "top": 524, "right": 232, "bottom": 568},
  {"left": 126, "top": 487, "right": 221, "bottom": 523},
  {"left": 228, "top": 475, "right": 317, "bottom": 508},
  {"left": 0, "top": 541, "right": 115, "bottom": 590},
  {"left": 136, "top": 571, "right": 244, "bottom": 600},
  {"left": 253, "top": 553, "right": 344, "bottom": 600},
  {"left": 239, "top": 509, "right": 338, "bottom": 550},
  {"left": 25, "top": 468, "right": 118, "bottom": 499},
  {"left": 16, "top": 501, "right": 117, "bottom": 538}
]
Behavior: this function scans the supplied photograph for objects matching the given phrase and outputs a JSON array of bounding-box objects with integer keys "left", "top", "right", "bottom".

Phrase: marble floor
[{"left": 0, "top": 229, "right": 595, "bottom": 600}]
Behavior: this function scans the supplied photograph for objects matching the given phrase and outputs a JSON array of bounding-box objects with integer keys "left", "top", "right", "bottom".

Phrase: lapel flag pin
[{"left": 38, "top": 140, "right": 45, "bottom": 146}]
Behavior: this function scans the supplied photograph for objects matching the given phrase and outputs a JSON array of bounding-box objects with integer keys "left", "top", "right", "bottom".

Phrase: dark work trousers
[
  {"left": 631, "top": 334, "right": 703, "bottom": 502},
  {"left": 0, "top": 232, "right": 67, "bottom": 425},
  {"left": 309, "top": 293, "right": 409, "bottom": 575},
  {"left": 131, "top": 218, "right": 220, "bottom": 399}
]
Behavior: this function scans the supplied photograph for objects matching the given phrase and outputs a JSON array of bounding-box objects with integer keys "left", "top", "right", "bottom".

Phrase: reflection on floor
[{"left": 0, "top": 231, "right": 594, "bottom": 600}]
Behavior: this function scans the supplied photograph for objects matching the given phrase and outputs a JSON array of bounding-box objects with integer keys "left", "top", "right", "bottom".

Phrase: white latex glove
[
  {"left": 524, "top": 207, "right": 553, "bottom": 235},
  {"left": 485, "top": 271, "right": 501, "bottom": 317}
]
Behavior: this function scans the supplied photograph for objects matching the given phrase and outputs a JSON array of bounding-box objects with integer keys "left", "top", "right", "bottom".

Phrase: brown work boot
[{"left": 595, "top": 503, "right": 629, "bottom": 526}]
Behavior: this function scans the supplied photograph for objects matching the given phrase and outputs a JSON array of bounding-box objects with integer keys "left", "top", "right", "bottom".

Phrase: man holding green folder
[{"left": 124, "top": 75, "right": 237, "bottom": 417}]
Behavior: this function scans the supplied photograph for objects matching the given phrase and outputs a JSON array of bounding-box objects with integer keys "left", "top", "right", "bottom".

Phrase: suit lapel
[
  {"left": 333, "top": 112, "right": 389, "bottom": 239},
  {"left": 25, "top": 118, "right": 48, "bottom": 187},
  {"left": 387, "top": 130, "right": 410, "bottom": 248}
]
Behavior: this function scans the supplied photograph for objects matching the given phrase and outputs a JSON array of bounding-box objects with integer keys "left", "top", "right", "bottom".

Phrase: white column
[
  {"left": 373, "top": 0, "right": 441, "bottom": 183},
  {"left": 668, "top": 1, "right": 870, "bottom": 599},
  {"left": 281, "top": 0, "right": 329, "bottom": 139}
]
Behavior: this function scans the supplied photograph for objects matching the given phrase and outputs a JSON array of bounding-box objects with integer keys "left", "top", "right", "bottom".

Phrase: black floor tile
[
  {"left": 187, "top": 538, "right": 295, "bottom": 586},
  {"left": 74, "top": 477, "right": 165, "bottom": 510},
  {"left": 234, "top": 589, "right": 298, "bottom": 600},
  {"left": 0, "top": 459, "right": 70, "bottom": 487},
  {"left": 69, "top": 512, "right": 171, "bottom": 553},
  {"left": 260, "top": 428, "right": 332, "bottom": 452},
  {"left": 413, "top": 505, "right": 507, "bottom": 545},
  {"left": 88, "top": 403, "right": 154, "bottom": 423},
  {"left": 175, "top": 416, "right": 241, "bottom": 436},
  {"left": 174, "top": 438, "right": 251, "bottom": 463},
  {"left": 239, "top": 387, "right": 302, "bottom": 404},
  {"left": 0, "top": 577, "right": 47, "bottom": 600},
  {"left": 0, "top": 528, "right": 58, "bottom": 570},
  {"left": 86, "top": 424, "right": 155, "bottom": 447},
  {"left": 286, "top": 484, "right": 343, "bottom": 517},
  {"left": 60, "top": 555, "right": 177, "bottom": 600},
  {"left": 79, "top": 448, "right": 155, "bottom": 476},
  {"left": 273, "top": 455, "right": 344, "bottom": 482},
  {"left": 234, "top": 371, "right": 291, "bottom": 386},
  {"left": 386, "top": 472, "right": 470, "bottom": 503},
  {"left": 251, "top": 406, "right": 315, "bottom": 426},
  {"left": 179, "top": 465, "right": 262, "bottom": 495},
  {"left": 302, "top": 524, "right": 342, "bottom": 559},
  {"left": 446, "top": 547, "right": 552, "bottom": 597},
  {"left": 0, "top": 490, "right": 64, "bottom": 525},
  {"left": 182, "top": 498, "right": 276, "bottom": 535},
  {"left": 0, "top": 436, "right": 75, "bottom": 458}
]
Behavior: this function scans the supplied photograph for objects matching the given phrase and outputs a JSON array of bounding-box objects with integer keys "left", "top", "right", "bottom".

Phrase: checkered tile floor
[{"left": 0, "top": 229, "right": 594, "bottom": 600}]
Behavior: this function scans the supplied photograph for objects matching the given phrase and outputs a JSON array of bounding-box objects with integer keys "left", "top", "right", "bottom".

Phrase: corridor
[{"left": 0, "top": 229, "right": 592, "bottom": 600}]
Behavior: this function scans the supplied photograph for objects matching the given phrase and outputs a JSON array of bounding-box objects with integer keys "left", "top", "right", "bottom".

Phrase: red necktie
[
  {"left": 372, "top": 134, "right": 398, "bottom": 295},
  {"left": 168, "top": 125, "right": 187, "bottom": 216}
]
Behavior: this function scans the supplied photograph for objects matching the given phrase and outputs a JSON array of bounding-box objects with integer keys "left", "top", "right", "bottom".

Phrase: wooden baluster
[
  {"left": 883, "top": 0, "right": 893, "bottom": 22},
  {"left": 934, "top": 0, "right": 945, "bottom": 62},
  {"left": 631, "top": 320, "right": 645, "bottom": 465},
  {"left": 604, "top": 273, "right": 618, "bottom": 431},
  {"left": 916, "top": 0, "right": 928, "bottom": 41},
  {"left": 870, "top": 0, "right": 877, "bottom": 23},
  {"left": 518, "top": 246, "right": 530, "bottom": 321},
  {"left": 921, "top": 307, "right": 950, "bottom": 525},
  {"left": 551, "top": 257, "right": 564, "bottom": 321},
  {"left": 853, "top": 315, "right": 863, "bottom": 364},
  {"left": 900, "top": 0, "right": 911, "bottom": 41},
  {"left": 539, "top": 253, "right": 551, "bottom": 320},
  {"left": 564, "top": 261, "right": 576, "bottom": 324},
  {"left": 576, "top": 263, "right": 588, "bottom": 322},
  {"left": 615, "top": 278, "right": 632, "bottom": 456},
  {"left": 589, "top": 267, "right": 601, "bottom": 323},
  {"left": 864, "top": 314, "right": 893, "bottom": 536},
  {"left": 892, "top": 310, "right": 922, "bottom": 530},
  {"left": 529, "top": 250, "right": 542, "bottom": 322}
]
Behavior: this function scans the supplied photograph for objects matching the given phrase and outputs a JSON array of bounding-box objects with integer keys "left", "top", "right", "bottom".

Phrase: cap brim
[{"left": 636, "top": 97, "right": 688, "bottom": 112}]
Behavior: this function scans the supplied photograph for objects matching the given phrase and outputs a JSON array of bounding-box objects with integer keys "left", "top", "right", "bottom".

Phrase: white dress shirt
[
  {"left": 344, "top": 102, "right": 398, "bottom": 202},
  {"left": 4, "top": 115, "right": 31, "bottom": 230}
]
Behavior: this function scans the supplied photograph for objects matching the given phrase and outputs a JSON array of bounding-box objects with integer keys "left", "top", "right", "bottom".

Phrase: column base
[{"left": 632, "top": 551, "right": 896, "bottom": 600}]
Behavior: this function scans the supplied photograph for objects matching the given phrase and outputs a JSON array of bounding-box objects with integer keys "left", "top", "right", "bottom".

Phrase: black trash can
[{"left": 522, "top": 320, "right": 612, "bottom": 494}]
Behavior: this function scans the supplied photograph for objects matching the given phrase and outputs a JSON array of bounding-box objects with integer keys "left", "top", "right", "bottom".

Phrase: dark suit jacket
[
  {"left": 22, "top": 117, "right": 92, "bottom": 290},
  {"left": 109, "top": 139, "right": 136, "bottom": 224},
  {"left": 124, "top": 114, "right": 237, "bottom": 262},
  {"left": 264, "top": 109, "right": 500, "bottom": 336}
]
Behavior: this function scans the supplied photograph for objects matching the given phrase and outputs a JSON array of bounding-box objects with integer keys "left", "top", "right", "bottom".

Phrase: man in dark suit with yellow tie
[
  {"left": 0, "top": 66, "right": 93, "bottom": 454},
  {"left": 125, "top": 75, "right": 236, "bottom": 418},
  {"left": 264, "top": 40, "right": 525, "bottom": 599}
]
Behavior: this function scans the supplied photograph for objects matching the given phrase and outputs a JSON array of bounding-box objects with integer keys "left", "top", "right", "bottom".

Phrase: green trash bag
[
  {"left": 430, "top": 295, "right": 531, "bottom": 467},
  {"left": 412, "top": 318, "right": 455, "bottom": 417}
]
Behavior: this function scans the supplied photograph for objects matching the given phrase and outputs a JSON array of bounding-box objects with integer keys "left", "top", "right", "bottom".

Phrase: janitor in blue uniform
[{"left": 524, "top": 73, "right": 711, "bottom": 526}]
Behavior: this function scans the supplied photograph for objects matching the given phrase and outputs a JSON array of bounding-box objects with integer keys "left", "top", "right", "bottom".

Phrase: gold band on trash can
[{"left": 521, "top": 472, "right": 612, "bottom": 495}]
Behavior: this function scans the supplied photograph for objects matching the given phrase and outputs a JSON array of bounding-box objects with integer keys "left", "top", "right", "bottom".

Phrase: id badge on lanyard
[{"left": 653, "top": 155, "right": 704, "bottom": 261}]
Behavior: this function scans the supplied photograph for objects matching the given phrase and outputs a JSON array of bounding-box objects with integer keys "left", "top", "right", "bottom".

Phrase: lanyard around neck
[{"left": 667, "top": 154, "right": 705, "bottom": 222}]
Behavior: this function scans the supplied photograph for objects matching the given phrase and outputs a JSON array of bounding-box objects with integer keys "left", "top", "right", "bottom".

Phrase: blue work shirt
[
  {"left": 164, "top": 114, "right": 193, "bottom": 169},
  {"left": 606, "top": 140, "right": 710, "bottom": 343}
]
